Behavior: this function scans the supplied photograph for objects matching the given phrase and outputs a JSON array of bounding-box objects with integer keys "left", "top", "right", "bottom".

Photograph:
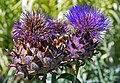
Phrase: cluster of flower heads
[{"left": 8, "top": 5, "right": 111, "bottom": 80}]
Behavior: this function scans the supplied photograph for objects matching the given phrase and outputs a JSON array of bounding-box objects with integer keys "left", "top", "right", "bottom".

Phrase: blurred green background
[{"left": 0, "top": 0, "right": 120, "bottom": 83}]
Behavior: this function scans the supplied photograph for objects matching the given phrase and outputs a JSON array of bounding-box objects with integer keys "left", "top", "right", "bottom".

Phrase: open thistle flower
[
  {"left": 66, "top": 5, "right": 111, "bottom": 59},
  {"left": 66, "top": 5, "right": 111, "bottom": 41},
  {"left": 12, "top": 12, "right": 51, "bottom": 47},
  {"left": 9, "top": 11, "right": 72, "bottom": 80}
]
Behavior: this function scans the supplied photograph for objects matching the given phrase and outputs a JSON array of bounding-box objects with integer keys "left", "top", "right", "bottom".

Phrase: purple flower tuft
[{"left": 66, "top": 5, "right": 111, "bottom": 40}]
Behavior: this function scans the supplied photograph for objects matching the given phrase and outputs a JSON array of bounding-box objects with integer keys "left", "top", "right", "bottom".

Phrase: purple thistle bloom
[
  {"left": 12, "top": 11, "right": 71, "bottom": 47},
  {"left": 12, "top": 12, "right": 52, "bottom": 47},
  {"left": 66, "top": 5, "right": 111, "bottom": 58},
  {"left": 65, "top": 5, "right": 111, "bottom": 40},
  {"left": 9, "top": 11, "right": 73, "bottom": 80}
]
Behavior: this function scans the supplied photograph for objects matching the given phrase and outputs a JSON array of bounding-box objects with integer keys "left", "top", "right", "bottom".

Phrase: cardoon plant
[{"left": 7, "top": 4, "right": 111, "bottom": 82}]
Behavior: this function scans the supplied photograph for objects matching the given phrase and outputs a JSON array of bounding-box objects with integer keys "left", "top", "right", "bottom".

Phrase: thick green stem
[
  {"left": 76, "top": 60, "right": 80, "bottom": 77},
  {"left": 42, "top": 74, "right": 47, "bottom": 83},
  {"left": 52, "top": 73, "right": 56, "bottom": 83}
]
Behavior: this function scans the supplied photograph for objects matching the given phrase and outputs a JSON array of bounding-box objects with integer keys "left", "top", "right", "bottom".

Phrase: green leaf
[{"left": 57, "top": 73, "right": 81, "bottom": 83}]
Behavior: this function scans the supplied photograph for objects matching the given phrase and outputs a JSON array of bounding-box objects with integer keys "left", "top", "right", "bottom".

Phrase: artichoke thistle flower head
[
  {"left": 66, "top": 5, "right": 111, "bottom": 40},
  {"left": 66, "top": 5, "right": 111, "bottom": 58},
  {"left": 9, "top": 11, "right": 71, "bottom": 80}
]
